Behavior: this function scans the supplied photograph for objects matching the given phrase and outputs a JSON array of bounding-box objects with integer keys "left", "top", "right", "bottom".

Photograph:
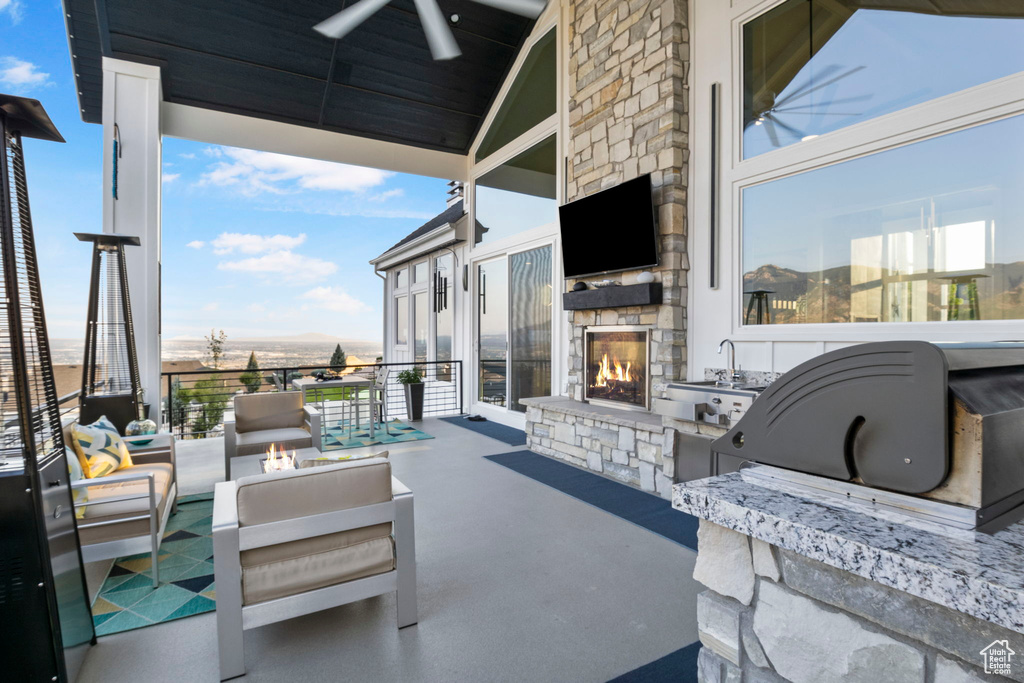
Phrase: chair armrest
[
  {"left": 72, "top": 471, "right": 157, "bottom": 516},
  {"left": 391, "top": 476, "right": 412, "bottom": 499},
  {"left": 72, "top": 470, "right": 156, "bottom": 488},
  {"left": 213, "top": 481, "right": 240, "bottom": 532},
  {"left": 125, "top": 434, "right": 175, "bottom": 466}
]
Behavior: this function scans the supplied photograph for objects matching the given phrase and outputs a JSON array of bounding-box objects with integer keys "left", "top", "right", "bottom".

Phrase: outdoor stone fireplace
[{"left": 522, "top": 0, "right": 690, "bottom": 497}]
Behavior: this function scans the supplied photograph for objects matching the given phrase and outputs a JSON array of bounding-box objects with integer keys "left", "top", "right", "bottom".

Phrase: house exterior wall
[{"left": 565, "top": 0, "right": 689, "bottom": 401}]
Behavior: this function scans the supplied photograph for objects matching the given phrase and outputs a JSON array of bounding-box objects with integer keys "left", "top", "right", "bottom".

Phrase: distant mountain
[{"left": 231, "top": 332, "right": 363, "bottom": 343}]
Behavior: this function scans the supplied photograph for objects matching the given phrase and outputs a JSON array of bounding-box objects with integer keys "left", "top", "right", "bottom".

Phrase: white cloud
[
  {"left": 163, "top": 173, "right": 181, "bottom": 183},
  {"left": 301, "top": 286, "right": 373, "bottom": 315},
  {"left": 203, "top": 147, "right": 223, "bottom": 158},
  {"left": 0, "top": 57, "right": 49, "bottom": 89},
  {"left": 0, "top": 1, "right": 22, "bottom": 23},
  {"left": 247, "top": 303, "right": 266, "bottom": 313},
  {"left": 369, "top": 188, "right": 404, "bottom": 202},
  {"left": 179, "top": 153, "right": 197, "bottom": 160},
  {"left": 218, "top": 251, "right": 338, "bottom": 286},
  {"left": 186, "top": 240, "right": 205, "bottom": 249},
  {"left": 201, "top": 302, "right": 219, "bottom": 312},
  {"left": 199, "top": 146, "right": 391, "bottom": 196},
  {"left": 211, "top": 232, "right": 306, "bottom": 255}
]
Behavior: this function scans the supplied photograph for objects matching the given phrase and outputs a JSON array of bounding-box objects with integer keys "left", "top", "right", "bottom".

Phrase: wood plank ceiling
[{"left": 65, "top": 0, "right": 535, "bottom": 154}]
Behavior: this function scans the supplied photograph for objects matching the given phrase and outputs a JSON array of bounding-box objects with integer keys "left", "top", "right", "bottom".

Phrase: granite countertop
[{"left": 673, "top": 470, "right": 1024, "bottom": 635}]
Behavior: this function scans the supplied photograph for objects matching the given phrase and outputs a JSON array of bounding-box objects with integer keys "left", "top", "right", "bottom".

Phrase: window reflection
[
  {"left": 743, "top": 1, "right": 1024, "bottom": 158},
  {"left": 742, "top": 115, "right": 1024, "bottom": 324},
  {"left": 475, "top": 135, "right": 557, "bottom": 245},
  {"left": 478, "top": 260, "right": 508, "bottom": 406}
]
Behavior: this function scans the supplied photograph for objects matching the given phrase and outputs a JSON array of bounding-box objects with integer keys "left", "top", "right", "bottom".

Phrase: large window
[
  {"left": 475, "top": 29, "right": 557, "bottom": 162},
  {"left": 743, "top": 1, "right": 1024, "bottom": 159},
  {"left": 743, "top": 115, "right": 1024, "bottom": 324},
  {"left": 737, "top": 1, "right": 1024, "bottom": 327},
  {"left": 475, "top": 135, "right": 558, "bottom": 245}
]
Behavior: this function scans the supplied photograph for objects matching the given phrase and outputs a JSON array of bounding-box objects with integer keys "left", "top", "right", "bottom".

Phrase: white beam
[
  {"left": 161, "top": 102, "right": 469, "bottom": 181},
  {"left": 102, "top": 56, "right": 163, "bottom": 427}
]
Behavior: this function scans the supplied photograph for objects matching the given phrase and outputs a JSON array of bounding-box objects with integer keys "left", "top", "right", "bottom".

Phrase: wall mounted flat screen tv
[{"left": 558, "top": 174, "right": 658, "bottom": 279}]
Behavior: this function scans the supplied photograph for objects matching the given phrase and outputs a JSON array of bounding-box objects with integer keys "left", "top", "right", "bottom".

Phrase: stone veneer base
[{"left": 521, "top": 396, "right": 675, "bottom": 499}]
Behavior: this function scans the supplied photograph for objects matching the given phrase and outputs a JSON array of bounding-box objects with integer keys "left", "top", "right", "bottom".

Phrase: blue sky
[{"left": 3, "top": 1, "right": 448, "bottom": 343}]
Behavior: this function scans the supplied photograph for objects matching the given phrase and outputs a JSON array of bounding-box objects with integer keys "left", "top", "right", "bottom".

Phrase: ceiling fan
[{"left": 315, "top": 0, "right": 548, "bottom": 61}]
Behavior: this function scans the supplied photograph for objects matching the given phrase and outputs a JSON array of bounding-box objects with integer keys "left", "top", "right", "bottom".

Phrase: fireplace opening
[{"left": 585, "top": 327, "right": 650, "bottom": 410}]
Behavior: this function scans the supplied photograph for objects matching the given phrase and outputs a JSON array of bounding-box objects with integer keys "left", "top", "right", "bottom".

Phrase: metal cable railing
[{"left": 162, "top": 360, "right": 462, "bottom": 440}]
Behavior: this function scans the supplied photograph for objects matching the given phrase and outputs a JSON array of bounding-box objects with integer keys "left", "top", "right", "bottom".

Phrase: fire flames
[
  {"left": 593, "top": 353, "right": 632, "bottom": 388},
  {"left": 263, "top": 443, "right": 296, "bottom": 473}
]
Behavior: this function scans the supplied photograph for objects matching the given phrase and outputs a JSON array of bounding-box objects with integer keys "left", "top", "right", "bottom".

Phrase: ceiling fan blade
[
  {"left": 413, "top": 0, "right": 462, "bottom": 60},
  {"left": 766, "top": 114, "right": 805, "bottom": 139},
  {"left": 773, "top": 66, "right": 867, "bottom": 108},
  {"left": 762, "top": 119, "right": 781, "bottom": 148},
  {"left": 314, "top": 0, "right": 393, "bottom": 40},
  {"left": 470, "top": 0, "right": 548, "bottom": 19}
]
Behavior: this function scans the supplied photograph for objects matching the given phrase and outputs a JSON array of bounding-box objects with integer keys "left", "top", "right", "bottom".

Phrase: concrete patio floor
[{"left": 78, "top": 417, "right": 699, "bottom": 682}]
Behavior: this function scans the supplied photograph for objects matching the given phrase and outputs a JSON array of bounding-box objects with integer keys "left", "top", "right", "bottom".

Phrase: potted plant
[{"left": 397, "top": 367, "right": 425, "bottom": 422}]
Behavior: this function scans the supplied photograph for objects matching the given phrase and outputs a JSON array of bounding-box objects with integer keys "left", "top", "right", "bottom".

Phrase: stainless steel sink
[{"left": 653, "top": 381, "right": 764, "bottom": 427}]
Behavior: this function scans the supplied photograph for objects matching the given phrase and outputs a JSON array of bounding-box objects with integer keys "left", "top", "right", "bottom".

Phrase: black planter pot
[{"left": 404, "top": 382, "right": 425, "bottom": 421}]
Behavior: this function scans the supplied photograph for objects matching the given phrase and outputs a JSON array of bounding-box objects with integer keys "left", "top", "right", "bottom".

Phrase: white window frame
[
  {"left": 461, "top": 7, "right": 566, "bottom": 421},
  {"left": 692, "top": 0, "right": 1024, "bottom": 348}
]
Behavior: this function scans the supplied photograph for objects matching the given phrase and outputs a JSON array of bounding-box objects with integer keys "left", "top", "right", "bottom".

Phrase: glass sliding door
[
  {"left": 477, "top": 259, "right": 508, "bottom": 407},
  {"left": 509, "top": 245, "right": 552, "bottom": 412}
]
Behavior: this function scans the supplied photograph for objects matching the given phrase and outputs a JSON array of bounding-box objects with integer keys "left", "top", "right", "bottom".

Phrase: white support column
[{"left": 101, "top": 57, "right": 163, "bottom": 427}]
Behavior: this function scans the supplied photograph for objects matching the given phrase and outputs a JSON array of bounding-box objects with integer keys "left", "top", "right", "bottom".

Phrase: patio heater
[
  {"left": 0, "top": 95, "right": 95, "bottom": 681},
  {"left": 76, "top": 231, "right": 146, "bottom": 433}
]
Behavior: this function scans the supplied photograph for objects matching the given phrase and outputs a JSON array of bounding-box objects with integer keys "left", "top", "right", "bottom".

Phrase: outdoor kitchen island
[{"left": 674, "top": 470, "right": 1024, "bottom": 683}]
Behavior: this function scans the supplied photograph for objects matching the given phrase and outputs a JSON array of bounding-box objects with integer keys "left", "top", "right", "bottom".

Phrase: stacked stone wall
[{"left": 566, "top": 0, "right": 690, "bottom": 401}]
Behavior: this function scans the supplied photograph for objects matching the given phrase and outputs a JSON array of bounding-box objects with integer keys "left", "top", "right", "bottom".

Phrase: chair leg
[
  {"left": 151, "top": 526, "right": 160, "bottom": 588},
  {"left": 394, "top": 492, "right": 418, "bottom": 629},
  {"left": 214, "top": 530, "right": 245, "bottom": 680}
]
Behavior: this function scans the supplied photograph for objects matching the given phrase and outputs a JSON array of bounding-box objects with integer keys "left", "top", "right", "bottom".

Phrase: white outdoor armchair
[
  {"left": 224, "top": 392, "right": 322, "bottom": 479},
  {"left": 212, "top": 457, "right": 417, "bottom": 681}
]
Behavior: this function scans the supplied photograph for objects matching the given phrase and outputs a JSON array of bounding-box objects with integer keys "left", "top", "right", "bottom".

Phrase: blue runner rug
[
  {"left": 607, "top": 642, "right": 701, "bottom": 683},
  {"left": 440, "top": 415, "right": 527, "bottom": 446},
  {"left": 483, "top": 450, "right": 698, "bottom": 551}
]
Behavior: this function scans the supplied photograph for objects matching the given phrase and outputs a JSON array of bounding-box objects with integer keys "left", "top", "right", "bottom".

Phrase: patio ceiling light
[{"left": 314, "top": 0, "right": 547, "bottom": 61}]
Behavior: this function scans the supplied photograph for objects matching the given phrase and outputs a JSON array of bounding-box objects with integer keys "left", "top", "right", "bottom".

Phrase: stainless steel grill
[{"left": 712, "top": 340, "right": 1024, "bottom": 532}]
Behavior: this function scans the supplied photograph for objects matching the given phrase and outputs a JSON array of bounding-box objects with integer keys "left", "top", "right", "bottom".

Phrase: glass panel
[
  {"left": 475, "top": 135, "right": 558, "bottom": 245},
  {"left": 586, "top": 330, "right": 647, "bottom": 408},
  {"left": 435, "top": 254, "right": 454, "bottom": 382},
  {"left": 414, "top": 292, "right": 428, "bottom": 363},
  {"left": 510, "top": 246, "right": 552, "bottom": 412},
  {"left": 395, "top": 296, "right": 408, "bottom": 345},
  {"left": 395, "top": 268, "right": 408, "bottom": 289},
  {"left": 413, "top": 261, "right": 428, "bottom": 283},
  {"left": 478, "top": 259, "right": 508, "bottom": 407},
  {"left": 742, "top": 115, "right": 1024, "bottom": 324},
  {"left": 743, "top": 1, "right": 1024, "bottom": 158},
  {"left": 475, "top": 29, "right": 557, "bottom": 162}
]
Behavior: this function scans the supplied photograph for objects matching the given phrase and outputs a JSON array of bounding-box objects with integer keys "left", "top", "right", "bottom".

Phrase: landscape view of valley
[{"left": 49, "top": 333, "right": 383, "bottom": 369}]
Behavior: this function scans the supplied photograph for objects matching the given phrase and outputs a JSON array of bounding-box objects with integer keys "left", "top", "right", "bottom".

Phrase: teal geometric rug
[
  {"left": 322, "top": 418, "right": 434, "bottom": 451},
  {"left": 90, "top": 493, "right": 216, "bottom": 636}
]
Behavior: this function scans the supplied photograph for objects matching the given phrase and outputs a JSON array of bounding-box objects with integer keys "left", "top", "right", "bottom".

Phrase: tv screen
[{"left": 558, "top": 174, "right": 658, "bottom": 279}]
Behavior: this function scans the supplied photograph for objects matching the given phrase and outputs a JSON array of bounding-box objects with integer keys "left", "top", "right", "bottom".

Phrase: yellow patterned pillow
[
  {"left": 66, "top": 448, "right": 88, "bottom": 518},
  {"left": 71, "top": 416, "right": 134, "bottom": 479}
]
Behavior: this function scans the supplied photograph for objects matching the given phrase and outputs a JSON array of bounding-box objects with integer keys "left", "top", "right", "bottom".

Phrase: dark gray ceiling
[{"left": 64, "top": 0, "right": 535, "bottom": 154}]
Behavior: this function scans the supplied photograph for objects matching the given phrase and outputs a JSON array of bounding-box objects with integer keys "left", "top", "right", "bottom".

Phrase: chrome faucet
[{"left": 718, "top": 339, "right": 741, "bottom": 383}]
